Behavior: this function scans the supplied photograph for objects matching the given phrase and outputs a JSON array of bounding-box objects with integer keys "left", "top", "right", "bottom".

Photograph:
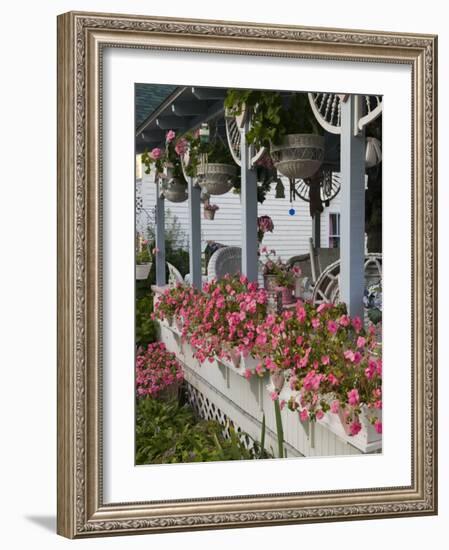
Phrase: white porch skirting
[{"left": 158, "top": 321, "right": 381, "bottom": 458}]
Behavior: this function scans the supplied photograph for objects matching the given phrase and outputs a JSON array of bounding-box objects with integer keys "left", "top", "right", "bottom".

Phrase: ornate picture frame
[{"left": 57, "top": 11, "right": 438, "bottom": 538}]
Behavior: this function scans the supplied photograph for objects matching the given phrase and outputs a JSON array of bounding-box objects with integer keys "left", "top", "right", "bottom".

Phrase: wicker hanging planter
[
  {"left": 161, "top": 177, "right": 188, "bottom": 203},
  {"left": 271, "top": 134, "right": 325, "bottom": 179},
  {"left": 196, "top": 162, "right": 237, "bottom": 195}
]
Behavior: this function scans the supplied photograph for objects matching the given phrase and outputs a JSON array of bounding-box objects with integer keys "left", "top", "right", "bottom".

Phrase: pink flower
[
  {"left": 327, "top": 373, "right": 339, "bottom": 386},
  {"left": 321, "top": 355, "right": 330, "bottom": 365},
  {"left": 174, "top": 137, "right": 188, "bottom": 156},
  {"left": 244, "top": 369, "right": 252, "bottom": 380},
  {"left": 338, "top": 315, "right": 350, "bottom": 327},
  {"left": 352, "top": 316, "right": 363, "bottom": 332},
  {"left": 166, "top": 129, "right": 176, "bottom": 142},
  {"left": 330, "top": 400, "right": 340, "bottom": 413},
  {"left": 315, "top": 409, "right": 324, "bottom": 420},
  {"left": 344, "top": 350, "right": 355, "bottom": 362},
  {"left": 317, "top": 303, "right": 332, "bottom": 314},
  {"left": 374, "top": 420, "right": 382, "bottom": 434},
  {"left": 347, "top": 388, "right": 360, "bottom": 406},
  {"left": 299, "top": 408, "right": 309, "bottom": 422},
  {"left": 280, "top": 400, "right": 286, "bottom": 411},
  {"left": 311, "top": 317, "right": 320, "bottom": 329},
  {"left": 270, "top": 391, "right": 279, "bottom": 401},
  {"left": 327, "top": 320, "right": 338, "bottom": 334},
  {"left": 356, "top": 336, "right": 366, "bottom": 348},
  {"left": 150, "top": 147, "right": 162, "bottom": 160},
  {"left": 152, "top": 247, "right": 160, "bottom": 254},
  {"left": 348, "top": 420, "right": 362, "bottom": 436}
]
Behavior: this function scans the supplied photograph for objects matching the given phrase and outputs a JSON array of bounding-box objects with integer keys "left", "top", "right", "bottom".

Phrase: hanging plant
[
  {"left": 203, "top": 202, "right": 219, "bottom": 220},
  {"left": 183, "top": 122, "right": 238, "bottom": 196},
  {"left": 225, "top": 91, "right": 325, "bottom": 180},
  {"left": 141, "top": 130, "right": 189, "bottom": 202}
]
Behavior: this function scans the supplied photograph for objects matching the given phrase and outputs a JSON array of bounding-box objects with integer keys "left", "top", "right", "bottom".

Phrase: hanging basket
[
  {"left": 196, "top": 163, "right": 237, "bottom": 195},
  {"left": 136, "top": 262, "right": 152, "bottom": 280},
  {"left": 204, "top": 209, "right": 216, "bottom": 220},
  {"left": 162, "top": 178, "right": 188, "bottom": 203},
  {"left": 271, "top": 134, "right": 325, "bottom": 179}
]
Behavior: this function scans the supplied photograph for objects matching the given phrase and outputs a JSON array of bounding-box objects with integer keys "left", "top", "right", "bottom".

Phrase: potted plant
[
  {"left": 183, "top": 123, "right": 238, "bottom": 195},
  {"left": 141, "top": 130, "right": 188, "bottom": 203},
  {"left": 203, "top": 202, "right": 219, "bottom": 220},
  {"left": 225, "top": 90, "right": 324, "bottom": 180},
  {"left": 136, "top": 238, "right": 153, "bottom": 280},
  {"left": 260, "top": 248, "right": 296, "bottom": 304},
  {"left": 257, "top": 215, "right": 274, "bottom": 243},
  {"left": 136, "top": 341, "right": 184, "bottom": 401}
]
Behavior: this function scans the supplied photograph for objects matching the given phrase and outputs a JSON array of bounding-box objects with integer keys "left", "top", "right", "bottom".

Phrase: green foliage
[
  {"left": 136, "top": 397, "right": 258, "bottom": 464},
  {"left": 183, "top": 123, "right": 236, "bottom": 178},
  {"left": 274, "top": 399, "right": 285, "bottom": 459},
  {"left": 145, "top": 210, "right": 190, "bottom": 277},
  {"left": 136, "top": 247, "right": 152, "bottom": 264},
  {"left": 224, "top": 90, "right": 322, "bottom": 150},
  {"left": 259, "top": 413, "right": 266, "bottom": 459},
  {"left": 135, "top": 295, "right": 157, "bottom": 348}
]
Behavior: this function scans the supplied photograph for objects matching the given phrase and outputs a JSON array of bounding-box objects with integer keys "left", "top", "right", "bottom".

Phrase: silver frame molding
[{"left": 57, "top": 11, "right": 438, "bottom": 538}]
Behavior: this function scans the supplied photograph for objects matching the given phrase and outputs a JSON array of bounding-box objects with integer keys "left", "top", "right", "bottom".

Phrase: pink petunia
[
  {"left": 330, "top": 400, "right": 340, "bottom": 414},
  {"left": 356, "top": 336, "right": 366, "bottom": 349},
  {"left": 299, "top": 408, "right": 309, "bottom": 422},
  {"left": 352, "top": 316, "right": 363, "bottom": 332},
  {"left": 347, "top": 388, "right": 360, "bottom": 406},
  {"left": 348, "top": 420, "right": 362, "bottom": 436},
  {"left": 166, "top": 129, "right": 176, "bottom": 142},
  {"left": 327, "top": 320, "right": 338, "bottom": 334},
  {"left": 150, "top": 147, "right": 162, "bottom": 160},
  {"left": 374, "top": 420, "right": 382, "bottom": 434}
]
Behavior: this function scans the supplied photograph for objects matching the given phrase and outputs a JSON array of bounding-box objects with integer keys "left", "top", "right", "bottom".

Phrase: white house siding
[
  {"left": 137, "top": 170, "right": 341, "bottom": 261},
  {"left": 321, "top": 189, "right": 342, "bottom": 249}
]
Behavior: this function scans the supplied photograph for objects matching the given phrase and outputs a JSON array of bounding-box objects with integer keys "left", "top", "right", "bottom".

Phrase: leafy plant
[
  {"left": 182, "top": 122, "right": 237, "bottom": 178},
  {"left": 136, "top": 247, "right": 152, "bottom": 264},
  {"left": 141, "top": 129, "right": 188, "bottom": 184},
  {"left": 136, "top": 342, "right": 184, "bottom": 398},
  {"left": 224, "top": 90, "right": 322, "bottom": 151},
  {"left": 136, "top": 397, "right": 260, "bottom": 464},
  {"left": 273, "top": 399, "right": 285, "bottom": 458},
  {"left": 135, "top": 295, "right": 157, "bottom": 348}
]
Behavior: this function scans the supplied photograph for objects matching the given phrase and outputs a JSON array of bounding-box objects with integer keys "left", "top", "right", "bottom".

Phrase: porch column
[
  {"left": 155, "top": 176, "right": 166, "bottom": 286},
  {"left": 339, "top": 94, "right": 365, "bottom": 319},
  {"left": 188, "top": 176, "right": 202, "bottom": 289},
  {"left": 240, "top": 117, "right": 258, "bottom": 282}
]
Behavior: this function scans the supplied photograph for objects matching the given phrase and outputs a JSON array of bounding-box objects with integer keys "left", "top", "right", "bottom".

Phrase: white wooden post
[
  {"left": 340, "top": 94, "right": 365, "bottom": 319},
  {"left": 240, "top": 117, "right": 258, "bottom": 282},
  {"left": 188, "top": 177, "right": 202, "bottom": 289},
  {"left": 155, "top": 176, "right": 166, "bottom": 286}
]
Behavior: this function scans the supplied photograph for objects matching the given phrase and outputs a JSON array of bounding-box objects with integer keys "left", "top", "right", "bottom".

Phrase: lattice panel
[{"left": 183, "top": 383, "right": 254, "bottom": 451}]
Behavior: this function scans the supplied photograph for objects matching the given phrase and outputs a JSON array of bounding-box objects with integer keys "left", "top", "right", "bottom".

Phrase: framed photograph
[{"left": 57, "top": 11, "right": 438, "bottom": 538}]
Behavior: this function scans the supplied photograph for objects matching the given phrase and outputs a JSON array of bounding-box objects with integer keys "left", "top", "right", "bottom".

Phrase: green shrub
[
  {"left": 136, "top": 397, "right": 258, "bottom": 464},
  {"left": 135, "top": 295, "right": 157, "bottom": 348}
]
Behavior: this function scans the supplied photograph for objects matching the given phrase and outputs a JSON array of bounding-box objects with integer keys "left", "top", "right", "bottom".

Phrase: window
[{"left": 329, "top": 213, "right": 340, "bottom": 248}]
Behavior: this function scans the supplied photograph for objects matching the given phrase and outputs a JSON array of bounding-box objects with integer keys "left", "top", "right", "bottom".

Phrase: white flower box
[{"left": 318, "top": 405, "right": 382, "bottom": 453}]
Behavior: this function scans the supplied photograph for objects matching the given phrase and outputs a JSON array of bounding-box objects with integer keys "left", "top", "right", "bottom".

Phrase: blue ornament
[{"left": 288, "top": 208, "right": 296, "bottom": 216}]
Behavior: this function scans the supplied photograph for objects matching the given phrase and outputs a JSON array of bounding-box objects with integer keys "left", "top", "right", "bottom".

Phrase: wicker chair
[
  {"left": 207, "top": 246, "right": 242, "bottom": 281},
  {"left": 311, "top": 253, "right": 382, "bottom": 306},
  {"left": 167, "top": 262, "right": 184, "bottom": 287}
]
